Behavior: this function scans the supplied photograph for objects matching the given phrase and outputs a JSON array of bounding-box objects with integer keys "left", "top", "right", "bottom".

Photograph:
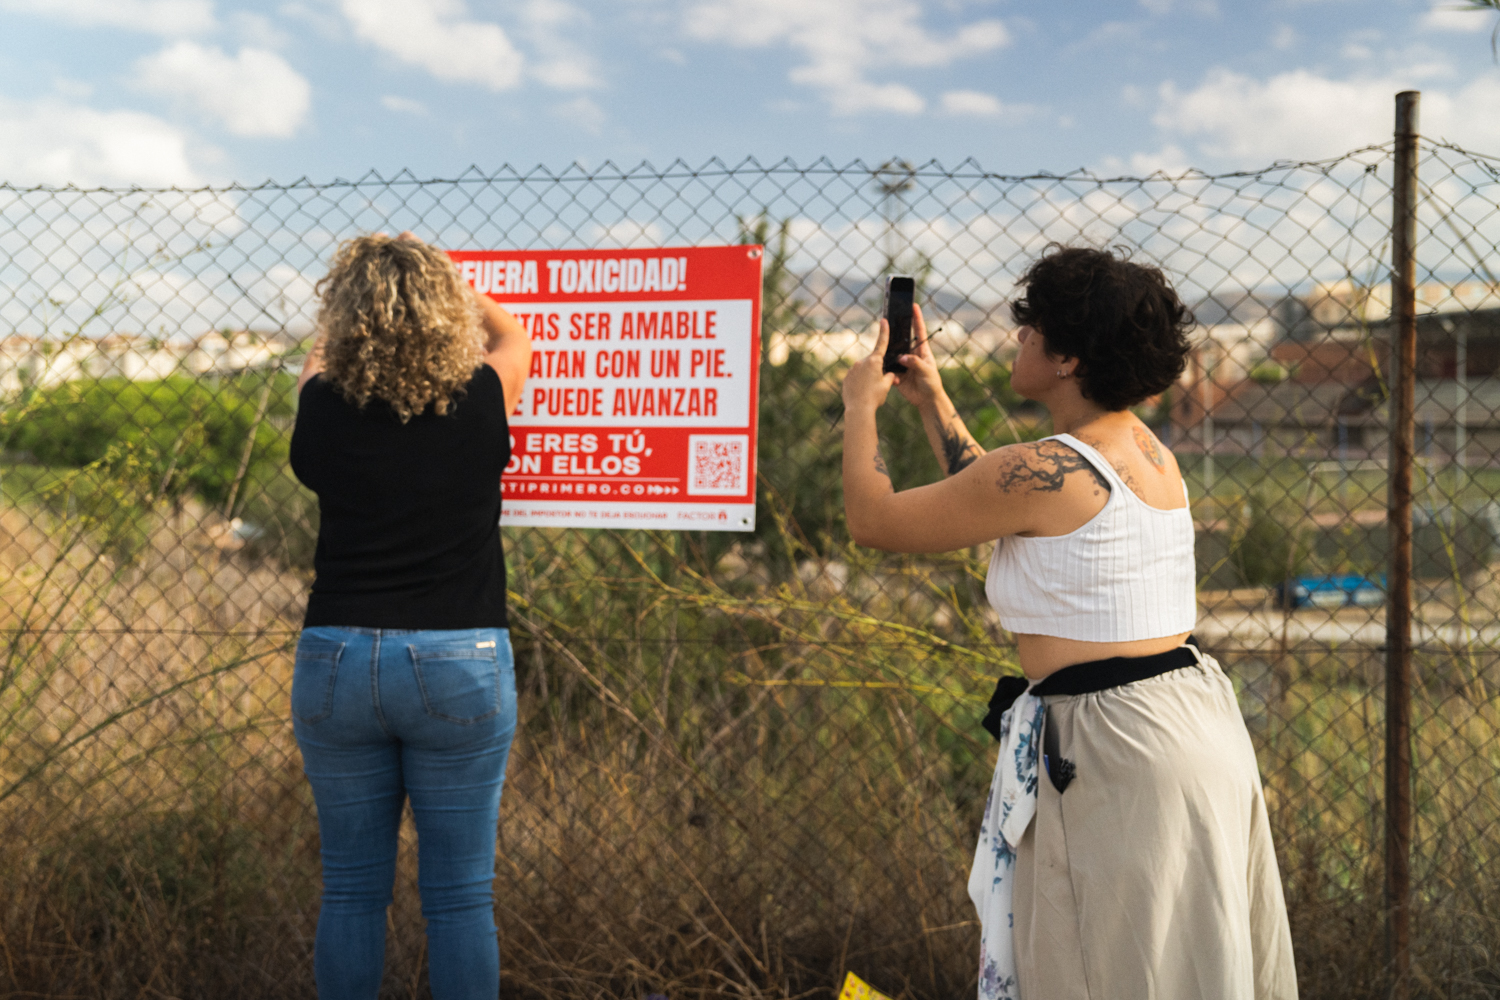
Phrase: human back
[
  {"left": 988, "top": 413, "right": 1195, "bottom": 678},
  {"left": 289, "top": 232, "right": 533, "bottom": 1000},
  {"left": 292, "top": 363, "right": 510, "bottom": 629}
]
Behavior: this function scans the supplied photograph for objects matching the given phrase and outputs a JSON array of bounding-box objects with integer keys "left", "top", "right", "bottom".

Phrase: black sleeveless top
[{"left": 290, "top": 365, "right": 510, "bottom": 629}]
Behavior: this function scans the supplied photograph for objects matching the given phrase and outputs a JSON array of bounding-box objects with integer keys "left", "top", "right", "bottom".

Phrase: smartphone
[{"left": 882, "top": 275, "right": 915, "bottom": 374}]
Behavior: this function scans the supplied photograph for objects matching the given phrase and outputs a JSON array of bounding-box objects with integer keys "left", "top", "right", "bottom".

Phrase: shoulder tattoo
[
  {"left": 1133, "top": 426, "right": 1167, "bottom": 474},
  {"left": 1112, "top": 458, "right": 1142, "bottom": 493},
  {"left": 994, "top": 440, "right": 1111, "bottom": 497},
  {"left": 1078, "top": 434, "right": 1143, "bottom": 495}
]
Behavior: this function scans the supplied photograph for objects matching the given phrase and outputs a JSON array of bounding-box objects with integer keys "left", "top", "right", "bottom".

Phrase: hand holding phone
[{"left": 882, "top": 275, "right": 915, "bottom": 374}]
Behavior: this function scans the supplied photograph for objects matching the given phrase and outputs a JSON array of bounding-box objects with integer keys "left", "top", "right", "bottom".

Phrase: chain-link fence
[{"left": 3, "top": 132, "right": 1500, "bottom": 999}]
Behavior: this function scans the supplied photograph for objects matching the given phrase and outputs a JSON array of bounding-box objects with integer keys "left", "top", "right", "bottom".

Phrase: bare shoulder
[
  {"left": 1131, "top": 425, "right": 1170, "bottom": 472},
  {"left": 1075, "top": 432, "right": 1144, "bottom": 495},
  {"left": 1076, "top": 422, "right": 1185, "bottom": 507},
  {"left": 987, "top": 439, "right": 1112, "bottom": 498}
]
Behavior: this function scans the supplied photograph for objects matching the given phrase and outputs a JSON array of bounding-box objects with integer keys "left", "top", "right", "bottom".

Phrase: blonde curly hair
[{"left": 315, "top": 234, "right": 482, "bottom": 422}]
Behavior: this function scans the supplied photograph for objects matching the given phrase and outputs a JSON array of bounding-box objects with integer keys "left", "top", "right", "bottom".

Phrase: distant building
[
  {"left": 1171, "top": 278, "right": 1500, "bottom": 466},
  {"left": 1279, "top": 278, "right": 1500, "bottom": 339},
  {"left": 0, "top": 330, "right": 298, "bottom": 396}
]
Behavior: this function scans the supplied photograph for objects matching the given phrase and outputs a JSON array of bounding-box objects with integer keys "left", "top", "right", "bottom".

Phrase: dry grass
[{"left": 3, "top": 495, "right": 1500, "bottom": 999}]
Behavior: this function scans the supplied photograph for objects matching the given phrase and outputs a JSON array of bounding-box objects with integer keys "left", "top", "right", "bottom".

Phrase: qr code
[{"left": 687, "top": 435, "right": 749, "bottom": 495}]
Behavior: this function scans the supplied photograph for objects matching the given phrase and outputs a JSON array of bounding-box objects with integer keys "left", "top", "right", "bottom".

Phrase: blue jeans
[{"left": 292, "top": 626, "right": 517, "bottom": 1000}]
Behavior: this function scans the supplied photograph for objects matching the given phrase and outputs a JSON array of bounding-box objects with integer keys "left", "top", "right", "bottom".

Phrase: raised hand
[
  {"left": 842, "top": 316, "right": 899, "bottom": 414},
  {"left": 893, "top": 303, "right": 946, "bottom": 412}
]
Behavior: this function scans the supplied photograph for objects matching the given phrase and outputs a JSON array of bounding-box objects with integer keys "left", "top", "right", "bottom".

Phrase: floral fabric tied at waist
[
  {"left": 968, "top": 689, "right": 1044, "bottom": 1000},
  {"left": 967, "top": 639, "right": 1201, "bottom": 999}
]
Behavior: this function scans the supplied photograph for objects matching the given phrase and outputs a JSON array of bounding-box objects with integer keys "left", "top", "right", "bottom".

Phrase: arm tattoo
[
  {"left": 873, "top": 448, "right": 890, "bottom": 478},
  {"left": 939, "top": 415, "right": 985, "bottom": 476},
  {"left": 994, "top": 441, "right": 1110, "bottom": 497},
  {"left": 1133, "top": 426, "right": 1167, "bottom": 474}
]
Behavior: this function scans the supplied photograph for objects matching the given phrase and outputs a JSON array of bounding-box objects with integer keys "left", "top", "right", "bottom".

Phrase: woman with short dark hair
[
  {"left": 290, "top": 232, "right": 531, "bottom": 1000},
  {"left": 841, "top": 245, "right": 1297, "bottom": 999}
]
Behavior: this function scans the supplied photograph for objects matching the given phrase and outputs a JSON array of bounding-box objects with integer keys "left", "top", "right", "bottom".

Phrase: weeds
[{"left": 2, "top": 470, "right": 1500, "bottom": 999}]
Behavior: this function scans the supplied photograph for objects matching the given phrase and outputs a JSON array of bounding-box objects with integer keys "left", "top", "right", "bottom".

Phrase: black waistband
[
  {"left": 981, "top": 636, "right": 1199, "bottom": 740},
  {"left": 1031, "top": 635, "right": 1200, "bottom": 698}
]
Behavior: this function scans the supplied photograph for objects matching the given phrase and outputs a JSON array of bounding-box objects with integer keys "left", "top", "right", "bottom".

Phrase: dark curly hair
[{"left": 1009, "top": 244, "right": 1194, "bottom": 411}]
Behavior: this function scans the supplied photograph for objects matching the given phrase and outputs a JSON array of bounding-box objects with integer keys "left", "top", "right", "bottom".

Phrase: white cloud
[
  {"left": 520, "top": 0, "right": 601, "bottom": 90},
  {"left": 341, "top": 0, "right": 525, "bottom": 90},
  {"left": 53, "top": 77, "right": 94, "bottom": 101},
  {"left": 1139, "top": 0, "right": 1218, "bottom": 14},
  {"left": 134, "top": 42, "right": 311, "bottom": 139},
  {"left": 250, "top": 264, "right": 318, "bottom": 334},
  {"left": 0, "top": 188, "right": 325, "bottom": 345},
  {"left": 531, "top": 59, "right": 596, "bottom": 90},
  {"left": 1155, "top": 69, "right": 1395, "bottom": 162},
  {"left": 939, "top": 90, "right": 1039, "bottom": 122},
  {"left": 554, "top": 96, "right": 605, "bottom": 132},
  {"left": 1078, "top": 21, "right": 1142, "bottom": 49},
  {"left": 800, "top": 76, "right": 924, "bottom": 115},
  {"left": 1428, "top": 74, "right": 1500, "bottom": 149},
  {"left": 1271, "top": 24, "right": 1298, "bottom": 50},
  {"left": 381, "top": 95, "right": 428, "bottom": 115},
  {"left": 769, "top": 144, "right": 1431, "bottom": 319},
  {"left": 588, "top": 219, "right": 665, "bottom": 247},
  {"left": 277, "top": 1, "right": 344, "bottom": 39},
  {"left": 124, "top": 259, "right": 317, "bottom": 338},
  {"left": 0, "top": 0, "right": 214, "bottom": 35},
  {"left": 682, "top": 0, "right": 1009, "bottom": 115},
  {"left": 1153, "top": 67, "right": 1500, "bottom": 166},
  {"left": 1096, "top": 144, "right": 1193, "bottom": 177},
  {"left": 229, "top": 10, "right": 292, "bottom": 48},
  {"left": 940, "top": 90, "right": 1004, "bottom": 117},
  {"left": 1422, "top": 4, "right": 1493, "bottom": 32},
  {"left": 0, "top": 97, "right": 202, "bottom": 187}
]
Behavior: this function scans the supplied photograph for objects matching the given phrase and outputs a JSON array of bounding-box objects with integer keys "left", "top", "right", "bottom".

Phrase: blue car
[{"left": 1274, "top": 574, "right": 1386, "bottom": 610}]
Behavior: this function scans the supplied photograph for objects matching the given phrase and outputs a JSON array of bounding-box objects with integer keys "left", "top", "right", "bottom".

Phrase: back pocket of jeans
[
  {"left": 291, "top": 637, "right": 345, "bottom": 723},
  {"left": 407, "top": 643, "right": 499, "bottom": 724}
]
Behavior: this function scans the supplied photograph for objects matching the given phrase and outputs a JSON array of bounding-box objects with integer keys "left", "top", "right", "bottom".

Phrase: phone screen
[{"left": 882, "top": 275, "right": 915, "bottom": 374}]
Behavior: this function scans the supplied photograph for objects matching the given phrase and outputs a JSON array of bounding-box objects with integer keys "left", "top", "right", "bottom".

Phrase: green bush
[
  {"left": 0, "top": 372, "right": 318, "bottom": 568},
  {"left": 2, "top": 373, "right": 296, "bottom": 509},
  {"left": 1231, "top": 493, "right": 1312, "bottom": 586}
]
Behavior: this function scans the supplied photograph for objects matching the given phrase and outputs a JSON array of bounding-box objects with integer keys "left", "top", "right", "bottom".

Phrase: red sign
[{"left": 447, "top": 245, "right": 763, "bottom": 531}]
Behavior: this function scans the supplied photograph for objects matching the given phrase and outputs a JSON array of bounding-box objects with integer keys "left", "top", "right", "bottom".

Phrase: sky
[{"left": 1, "top": 0, "right": 1499, "bottom": 189}]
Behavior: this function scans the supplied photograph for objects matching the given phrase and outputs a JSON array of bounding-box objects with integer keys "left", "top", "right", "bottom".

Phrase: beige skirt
[{"left": 1011, "top": 651, "right": 1299, "bottom": 999}]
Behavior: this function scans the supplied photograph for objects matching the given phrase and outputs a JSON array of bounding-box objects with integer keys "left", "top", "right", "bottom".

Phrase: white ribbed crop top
[{"left": 985, "top": 433, "right": 1197, "bottom": 642}]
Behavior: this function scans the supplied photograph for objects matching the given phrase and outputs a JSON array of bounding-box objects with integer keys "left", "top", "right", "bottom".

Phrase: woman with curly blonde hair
[{"left": 289, "top": 232, "right": 531, "bottom": 1000}]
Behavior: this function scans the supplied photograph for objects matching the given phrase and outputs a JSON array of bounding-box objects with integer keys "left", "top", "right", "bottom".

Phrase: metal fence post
[{"left": 1386, "top": 88, "right": 1420, "bottom": 999}]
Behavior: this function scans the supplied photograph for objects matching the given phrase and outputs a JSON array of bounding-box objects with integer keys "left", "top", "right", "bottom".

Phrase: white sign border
[{"left": 501, "top": 500, "right": 755, "bottom": 532}]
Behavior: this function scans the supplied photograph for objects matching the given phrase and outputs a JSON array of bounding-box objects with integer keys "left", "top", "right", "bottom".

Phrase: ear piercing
[{"left": 1056, "top": 369, "right": 1068, "bottom": 379}]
